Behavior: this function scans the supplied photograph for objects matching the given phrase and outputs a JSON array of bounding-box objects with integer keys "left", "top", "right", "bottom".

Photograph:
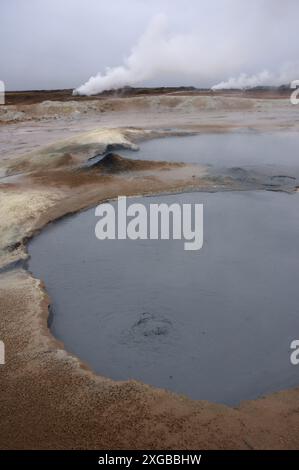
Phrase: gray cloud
[{"left": 1, "top": 0, "right": 299, "bottom": 91}]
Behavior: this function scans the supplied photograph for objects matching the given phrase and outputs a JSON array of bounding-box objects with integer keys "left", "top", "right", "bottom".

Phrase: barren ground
[{"left": 0, "top": 90, "right": 299, "bottom": 449}]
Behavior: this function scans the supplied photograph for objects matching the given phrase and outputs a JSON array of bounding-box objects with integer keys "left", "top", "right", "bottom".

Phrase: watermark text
[
  {"left": 290, "top": 80, "right": 299, "bottom": 105},
  {"left": 0, "top": 80, "right": 5, "bottom": 105},
  {"left": 290, "top": 340, "right": 299, "bottom": 365},
  {"left": 95, "top": 196, "right": 203, "bottom": 251},
  {"left": 0, "top": 340, "right": 5, "bottom": 365}
]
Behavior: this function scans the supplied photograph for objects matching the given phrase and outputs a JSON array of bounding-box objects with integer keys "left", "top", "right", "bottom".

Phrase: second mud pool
[{"left": 28, "top": 190, "right": 299, "bottom": 405}]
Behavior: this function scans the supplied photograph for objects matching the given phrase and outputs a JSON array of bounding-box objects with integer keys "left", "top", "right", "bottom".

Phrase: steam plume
[{"left": 74, "top": 8, "right": 299, "bottom": 95}]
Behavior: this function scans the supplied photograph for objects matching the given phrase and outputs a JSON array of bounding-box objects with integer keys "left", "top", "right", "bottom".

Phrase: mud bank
[{"left": 1, "top": 96, "right": 299, "bottom": 449}]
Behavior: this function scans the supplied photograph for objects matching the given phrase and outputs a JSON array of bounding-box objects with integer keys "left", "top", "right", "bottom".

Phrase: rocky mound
[{"left": 88, "top": 152, "right": 180, "bottom": 174}]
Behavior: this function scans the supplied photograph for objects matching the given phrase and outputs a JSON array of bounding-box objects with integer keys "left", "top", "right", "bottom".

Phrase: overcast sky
[{"left": 1, "top": 0, "right": 299, "bottom": 91}]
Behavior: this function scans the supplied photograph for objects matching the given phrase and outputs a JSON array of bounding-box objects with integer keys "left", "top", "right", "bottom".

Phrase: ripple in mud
[{"left": 122, "top": 312, "right": 174, "bottom": 345}]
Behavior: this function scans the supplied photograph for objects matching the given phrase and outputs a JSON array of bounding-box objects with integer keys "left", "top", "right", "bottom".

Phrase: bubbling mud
[{"left": 28, "top": 190, "right": 299, "bottom": 405}]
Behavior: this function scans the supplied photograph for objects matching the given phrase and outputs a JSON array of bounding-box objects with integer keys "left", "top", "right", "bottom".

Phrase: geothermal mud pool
[
  {"left": 120, "top": 131, "right": 299, "bottom": 167},
  {"left": 28, "top": 133, "right": 299, "bottom": 406},
  {"left": 2, "top": 92, "right": 299, "bottom": 450}
]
